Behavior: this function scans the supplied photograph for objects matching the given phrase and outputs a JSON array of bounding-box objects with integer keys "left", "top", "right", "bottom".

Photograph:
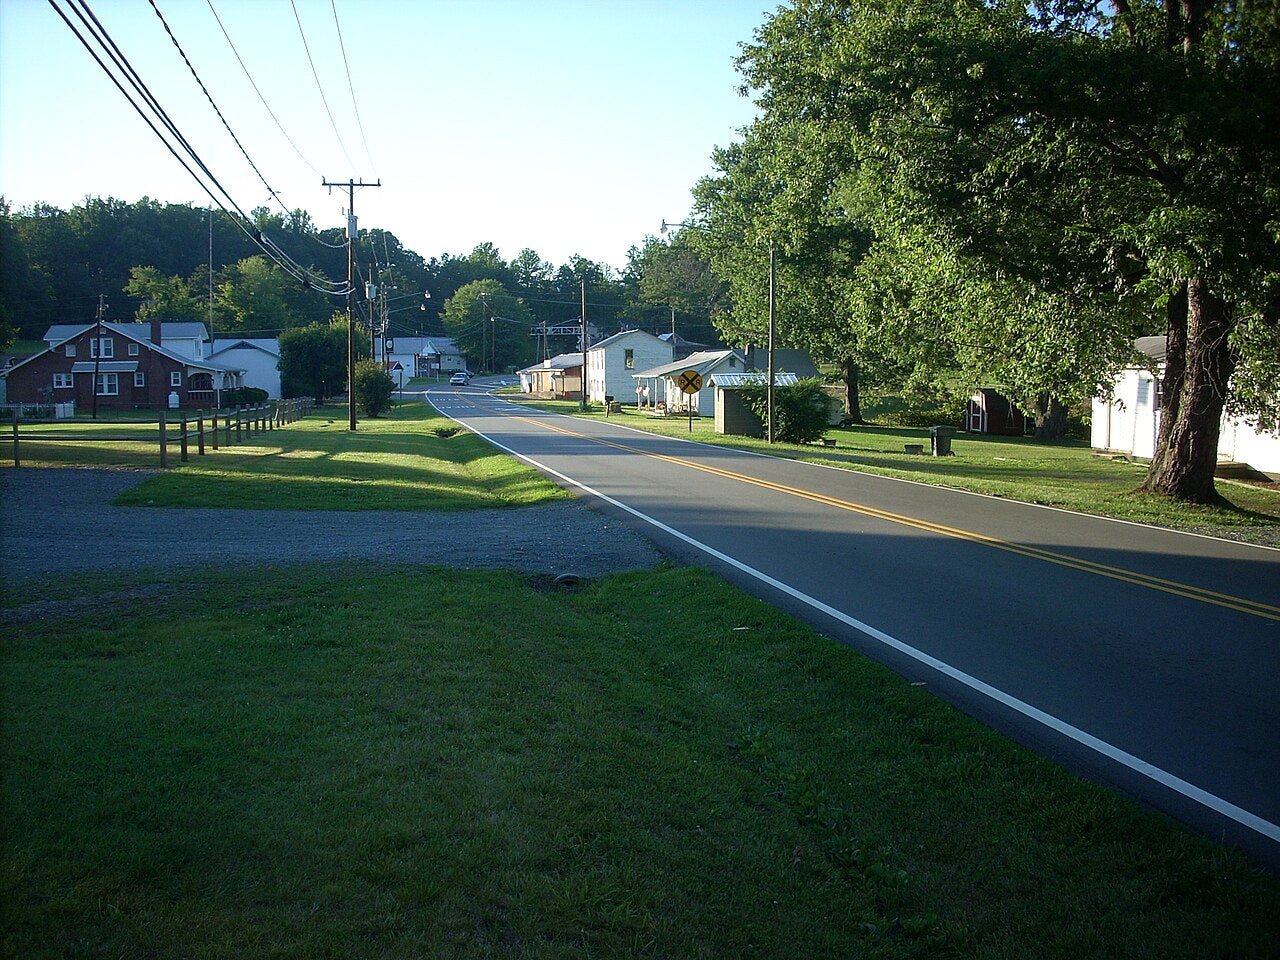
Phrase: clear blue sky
[{"left": 0, "top": 0, "right": 771, "bottom": 274}]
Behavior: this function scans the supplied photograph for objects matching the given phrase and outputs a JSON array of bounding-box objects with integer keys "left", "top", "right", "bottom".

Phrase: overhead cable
[
  {"left": 148, "top": 0, "right": 290, "bottom": 218},
  {"left": 330, "top": 0, "right": 377, "bottom": 177},
  {"left": 48, "top": 0, "right": 351, "bottom": 296},
  {"left": 289, "top": 0, "right": 357, "bottom": 171},
  {"left": 204, "top": 0, "right": 321, "bottom": 178}
]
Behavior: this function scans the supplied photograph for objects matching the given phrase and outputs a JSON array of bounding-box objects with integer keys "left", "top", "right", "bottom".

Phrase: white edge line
[
  {"left": 434, "top": 392, "right": 1280, "bottom": 846},
  {"left": 488, "top": 392, "right": 1280, "bottom": 555}
]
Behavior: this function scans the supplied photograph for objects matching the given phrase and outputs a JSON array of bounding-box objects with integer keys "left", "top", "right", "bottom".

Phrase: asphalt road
[{"left": 425, "top": 382, "right": 1280, "bottom": 867}]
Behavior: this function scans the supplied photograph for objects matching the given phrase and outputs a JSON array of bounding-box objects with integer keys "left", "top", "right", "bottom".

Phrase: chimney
[{"left": 150, "top": 316, "right": 162, "bottom": 347}]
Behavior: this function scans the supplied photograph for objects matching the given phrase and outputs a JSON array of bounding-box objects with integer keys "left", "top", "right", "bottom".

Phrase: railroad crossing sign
[{"left": 676, "top": 369, "right": 703, "bottom": 394}]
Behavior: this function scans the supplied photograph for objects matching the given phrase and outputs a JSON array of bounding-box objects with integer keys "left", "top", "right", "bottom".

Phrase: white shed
[{"left": 1092, "top": 336, "right": 1280, "bottom": 476}]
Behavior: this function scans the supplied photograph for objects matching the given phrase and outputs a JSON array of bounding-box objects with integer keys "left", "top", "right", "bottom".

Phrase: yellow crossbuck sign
[{"left": 676, "top": 370, "right": 703, "bottom": 394}]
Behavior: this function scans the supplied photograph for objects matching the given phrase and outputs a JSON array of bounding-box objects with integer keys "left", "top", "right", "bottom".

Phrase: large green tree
[
  {"left": 739, "top": 0, "right": 1280, "bottom": 501},
  {"left": 123, "top": 267, "right": 205, "bottom": 325},
  {"left": 278, "top": 321, "right": 350, "bottom": 401},
  {"left": 441, "top": 280, "right": 536, "bottom": 372}
]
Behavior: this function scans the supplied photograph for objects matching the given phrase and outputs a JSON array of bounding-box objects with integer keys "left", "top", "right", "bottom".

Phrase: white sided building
[
  {"left": 209, "top": 338, "right": 282, "bottom": 398},
  {"left": 1092, "top": 336, "right": 1280, "bottom": 477},
  {"left": 585, "top": 329, "right": 673, "bottom": 405}
]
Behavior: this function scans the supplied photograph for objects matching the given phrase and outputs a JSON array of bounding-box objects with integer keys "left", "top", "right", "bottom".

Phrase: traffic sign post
[{"left": 677, "top": 369, "right": 702, "bottom": 433}]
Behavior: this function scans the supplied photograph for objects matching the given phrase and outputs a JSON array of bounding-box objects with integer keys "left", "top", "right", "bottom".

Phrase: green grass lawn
[
  {"left": 3, "top": 564, "right": 1277, "bottom": 959},
  {"left": 3, "top": 403, "right": 569, "bottom": 512},
  {"left": 512, "top": 399, "right": 1280, "bottom": 532}
]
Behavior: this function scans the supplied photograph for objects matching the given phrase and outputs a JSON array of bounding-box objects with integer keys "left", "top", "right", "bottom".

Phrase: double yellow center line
[{"left": 514, "top": 413, "right": 1280, "bottom": 622}]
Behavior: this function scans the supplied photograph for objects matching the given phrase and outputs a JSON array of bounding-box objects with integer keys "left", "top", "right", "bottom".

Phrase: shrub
[
  {"left": 738, "top": 376, "right": 830, "bottom": 444},
  {"left": 221, "top": 386, "right": 269, "bottom": 407},
  {"left": 353, "top": 360, "right": 395, "bottom": 418}
]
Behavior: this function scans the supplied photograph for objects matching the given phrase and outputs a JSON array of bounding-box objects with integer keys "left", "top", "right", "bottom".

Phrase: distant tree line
[{"left": 0, "top": 196, "right": 727, "bottom": 367}]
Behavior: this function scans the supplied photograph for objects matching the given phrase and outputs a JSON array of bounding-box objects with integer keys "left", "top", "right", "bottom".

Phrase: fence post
[
  {"left": 211, "top": 411, "right": 219, "bottom": 450},
  {"left": 159, "top": 410, "right": 168, "bottom": 468},
  {"left": 12, "top": 408, "right": 20, "bottom": 468},
  {"left": 197, "top": 414, "right": 205, "bottom": 456},
  {"left": 235, "top": 406, "right": 243, "bottom": 442}
]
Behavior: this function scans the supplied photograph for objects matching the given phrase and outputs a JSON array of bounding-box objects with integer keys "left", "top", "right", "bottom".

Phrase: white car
[{"left": 449, "top": 372, "right": 469, "bottom": 385}]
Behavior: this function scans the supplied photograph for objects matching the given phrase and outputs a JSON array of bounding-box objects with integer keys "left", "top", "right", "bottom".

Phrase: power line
[
  {"left": 49, "top": 0, "right": 352, "bottom": 297},
  {"left": 290, "top": 0, "right": 357, "bottom": 172},
  {"left": 204, "top": 0, "right": 321, "bottom": 178},
  {"left": 148, "top": 0, "right": 289, "bottom": 217},
  {"left": 330, "top": 0, "right": 376, "bottom": 177}
]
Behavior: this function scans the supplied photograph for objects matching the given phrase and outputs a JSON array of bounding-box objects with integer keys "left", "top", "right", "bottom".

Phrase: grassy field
[
  {"left": 3, "top": 564, "right": 1278, "bottom": 959},
  {"left": 2, "top": 403, "right": 569, "bottom": 512},
  {"left": 512, "top": 399, "right": 1280, "bottom": 532}
]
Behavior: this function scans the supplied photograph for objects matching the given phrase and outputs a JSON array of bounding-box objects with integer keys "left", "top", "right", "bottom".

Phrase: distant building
[
  {"left": 209, "top": 338, "right": 281, "bottom": 398},
  {"left": 383, "top": 335, "right": 467, "bottom": 378},
  {"left": 4, "top": 319, "right": 246, "bottom": 410},
  {"left": 517, "top": 353, "right": 584, "bottom": 399},
  {"left": 632, "top": 349, "right": 747, "bottom": 417},
  {"left": 586, "top": 329, "right": 673, "bottom": 404}
]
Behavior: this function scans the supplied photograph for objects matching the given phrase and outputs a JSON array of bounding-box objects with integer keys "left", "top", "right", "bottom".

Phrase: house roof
[
  {"left": 632, "top": 349, "right": 745, "bottom": 380},
  {"left": 589, "top": 328, "right": 664, "bottom": 352},
  {"left": 4, "top": 322, "right": 245, "bottom": 377},
  {"left": 209, "top": 338, "right": 280, "bottom": 359},
  {"left": 44, "top": 321, "right": 210, "bottom": 343},
  {"left": 518, "top": 352, "right": 583, "bottom": 374},
  {"left": 709, "top": 372, "right": 800, "bottom": 389},
  {"left": 1135, "top": 336, "right": 1167, "bottom": 361}
]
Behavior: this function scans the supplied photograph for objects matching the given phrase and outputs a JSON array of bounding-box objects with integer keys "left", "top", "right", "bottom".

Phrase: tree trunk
[
  {"left": 842, "top": 357, "right": 864, "bottom": 424},
  {"left": 1139, "top": 278, "right": 1234, "bottom": 503},
  {"left": 1031, "top": 393, "right": 1067, "bottom": 440}
]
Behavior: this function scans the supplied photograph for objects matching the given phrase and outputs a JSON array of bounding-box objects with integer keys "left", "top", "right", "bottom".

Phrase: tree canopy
[{"left": 724, "top": 0, "right": 1280, "bottom": 499}]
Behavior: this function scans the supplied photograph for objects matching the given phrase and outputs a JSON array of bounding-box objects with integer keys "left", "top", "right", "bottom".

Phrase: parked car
[{"left": 449, "top": 372, "right": 469, "bottom": 385}]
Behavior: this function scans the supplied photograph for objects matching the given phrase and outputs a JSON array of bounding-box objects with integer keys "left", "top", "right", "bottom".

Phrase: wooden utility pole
[
  {"left": 579, "top": 280, "right": 588, "bottom": 411},
  {"left": 322, "top": 177, "right": 380, "bottom": 430},
  {"left": 767, "top": 239, "right": 776, "bottom": 444},
  {"left": 91, "top": 294, "right": 106, "bottom": 419}
]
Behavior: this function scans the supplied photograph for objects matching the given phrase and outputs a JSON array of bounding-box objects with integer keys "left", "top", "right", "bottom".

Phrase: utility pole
[
  {"left": 579, "top": 280, "right": 588, "bottom": 411},
  {"left": 207, "top": 209, "right": 213, "bottom": 330},
  {"left": 767, "top": 239, "right": 776, "bottom": 444},
  {"left": 91, "top": 294, "right": 106, "bottom": 419},
  {"left": 322, "top": 177, "right": 380, "bottom": 430}
]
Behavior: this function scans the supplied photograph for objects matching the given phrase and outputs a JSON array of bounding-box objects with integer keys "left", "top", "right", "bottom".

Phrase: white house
[
  {"left": 1092, "top": 336, "right": 1280, "bottom": 476},
  {"left": 585, "top": 329, "right": 673, "bottom": 404},
  {"left": 209, "top": 338, "right": 281, "bottom": 398},
  {"left": 632, "top": 349, "right": 748, "bottom": 417},
  {"left": 383, "top": 335, "right": 467, "bottom": 379}
]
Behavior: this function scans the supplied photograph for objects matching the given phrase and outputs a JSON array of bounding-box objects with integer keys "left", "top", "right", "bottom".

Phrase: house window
[
  {"left": 729, "top": 356, "right": 737, "bottom": 368},
  {"left": 96, "top": 372, "right": 118, "bottom": 396},
  {"left": 624, "top": 348, "right": 634, "bottom": 369},
  {"left": 1137, "top": 378, "right": 1150, "bottom": 406},
  {"left": 90, "top": 337, "right": 114, "bottom": 359},
  {"left": 65, "top": 344, "right": 77, "bottom": 357},
  {"left": 134, "top": 372, "right": 146, "bottom": 388},
  {"left": 170, "top": 371, "right": 183, "bottom": 387},
  {"left": 128, "top": 342, "right": 140, "bottom": 356},
  {"left": 53, "top": 373, "right": 73, "bottom": 389}
]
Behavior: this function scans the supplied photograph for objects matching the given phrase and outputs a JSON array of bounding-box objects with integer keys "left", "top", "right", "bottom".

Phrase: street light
[{"left": 660, "top": 218, "right": 777, "bottom": 443}]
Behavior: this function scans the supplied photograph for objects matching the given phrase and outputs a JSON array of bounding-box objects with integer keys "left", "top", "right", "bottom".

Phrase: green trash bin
[{"left": 930, "top": 425, "right": 957, "bottom": 456}]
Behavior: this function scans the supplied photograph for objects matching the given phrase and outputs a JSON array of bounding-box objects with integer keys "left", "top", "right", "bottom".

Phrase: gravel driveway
[{"left": 0, "top": 467, "right": 664, "bottom": 585}]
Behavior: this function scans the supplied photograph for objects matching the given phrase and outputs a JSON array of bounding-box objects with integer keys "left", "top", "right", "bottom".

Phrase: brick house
[{"left": 2, "top": 318, "right": 246, "bottom": 411}]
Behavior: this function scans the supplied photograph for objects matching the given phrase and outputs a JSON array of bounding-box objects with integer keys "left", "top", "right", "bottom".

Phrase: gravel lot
[{"left": 0, "top": 467, "right": 665, "bottom": 586}]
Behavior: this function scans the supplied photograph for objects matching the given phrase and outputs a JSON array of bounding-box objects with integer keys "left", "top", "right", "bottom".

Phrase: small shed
[
  {"left": 710, "top": 372, "right": 799, "bottom": 437},
  {"left": 967, "top": 388, "right": 1029, "bottom": 435}
]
